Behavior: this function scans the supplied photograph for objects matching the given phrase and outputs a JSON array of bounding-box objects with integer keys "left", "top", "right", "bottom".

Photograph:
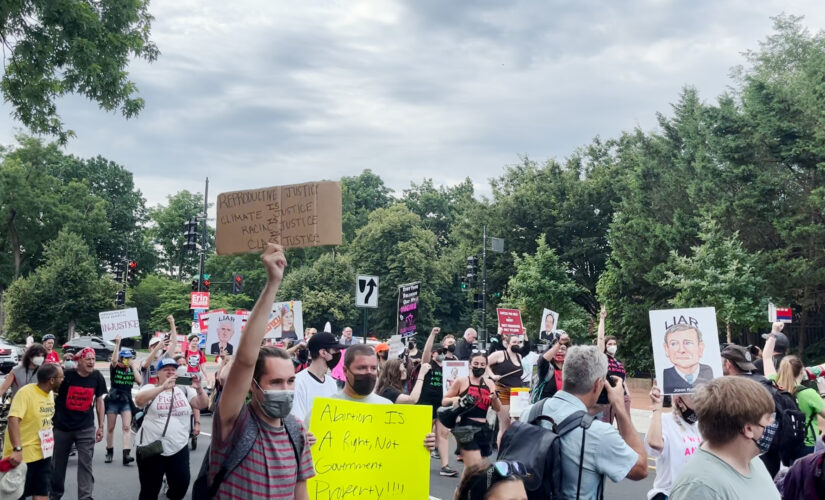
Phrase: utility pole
[
  {"left": 198, "top": 177, "right": 208, "bottom": 292},
  {"left": 482, "top": 224, "right": 488, "bottom": 346}
]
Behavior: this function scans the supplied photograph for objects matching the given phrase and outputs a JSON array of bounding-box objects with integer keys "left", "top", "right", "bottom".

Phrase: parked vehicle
[
  {"left": 0, "top": 340, "right": 23, "bottom": 374},
  {"left": 62, "top": 336, "right": 134, "bottom": 361}
]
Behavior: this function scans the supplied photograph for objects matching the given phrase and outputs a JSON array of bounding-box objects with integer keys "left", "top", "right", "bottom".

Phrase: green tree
[
  {"left": 663, "top": 218, "right": 767, "bottom": 343},
  {"left": 148, "top": 191, "right": 212, "bottom": 280},
  {"left": 0, "top": 0, "right": 159, "bottom": 143},
  {"left": 3, "top": 231, "right": 118, "bottom": 341},
  {"left": 502, "top": 236, "right": 591, "bottom": 342},
  {"left": 349, "top": 205, "right": 444, "bottom": 335},
  {"left": 341, "top": 170, "right": 394, "bottom": 244}
]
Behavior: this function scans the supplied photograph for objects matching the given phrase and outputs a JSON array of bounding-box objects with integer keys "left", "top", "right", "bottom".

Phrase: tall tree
[
  {"left": 341, "top": 170, "right": 394, "bottom": 244},
  {"left": 148, "top": 191, "right": 212, "bottom": 280},
  {"left": 0, "top": 0, "right": 159, "bottom": 143}
]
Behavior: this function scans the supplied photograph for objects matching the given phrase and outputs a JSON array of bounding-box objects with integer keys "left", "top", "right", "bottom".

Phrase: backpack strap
[
  {"left": 526, "top": 397, "right": 551, "bottom": 425},
  {"left": 551, "top": 411, "right": 594, "bottom": 500}
]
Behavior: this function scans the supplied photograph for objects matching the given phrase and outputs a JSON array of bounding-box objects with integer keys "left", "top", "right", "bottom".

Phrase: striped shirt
[{"left": 210, "top": 405, "right": 314, "bottom": 499}]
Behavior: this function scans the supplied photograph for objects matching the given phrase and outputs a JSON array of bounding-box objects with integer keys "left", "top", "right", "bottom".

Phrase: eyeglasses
[{"left": 472, "top": 349, "right": 487, "bottom": 354}]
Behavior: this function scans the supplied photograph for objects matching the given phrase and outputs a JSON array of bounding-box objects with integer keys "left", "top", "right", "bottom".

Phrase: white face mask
[
  {"left": 32, "top": 356, "right": 45, "bottom": 366},
  {"left": 606, "top": 345, "right": 617, "bottom": 356}
]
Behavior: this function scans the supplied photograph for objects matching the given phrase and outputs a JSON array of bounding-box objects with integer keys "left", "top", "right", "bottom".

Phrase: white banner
[{"left": 99, "top": 308, "right": 141, "bottom": 340}]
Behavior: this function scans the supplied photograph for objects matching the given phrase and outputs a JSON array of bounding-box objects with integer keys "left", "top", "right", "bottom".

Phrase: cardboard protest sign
[
  {"left": 497, "top": 308, "right": 524, "bottom": 336},
  {"left": 539, "top": 308, "right": 560, "bottom": 343},
  {"left": 206, "top": 313, "right": 243, "bottom": 356},
  {"left": 264, "top": 301, "right": 303, "bottom": 341},
  {"left": 397, "top": 282, "right": 421, "bottom": 338},
  {"left": 197, "top": 309, "right": 226, "bottom": 332},
  {"left": 387, "top": 334, "right": 405, "bottom": 360},
  {"left": 443, "top": 360, "right": 469, "bottom": 396},
  {"left": 308, "top": 398, "right": 430, "bottom": 500},
  {"left": 216, "top": 181, "right": 342, "bottom": 255},
  {"left": 99, "top": 308, "right": 141, "bottom": 341},
  {"left": 649, "top": 307, "right": 724, "bottom": 396}
]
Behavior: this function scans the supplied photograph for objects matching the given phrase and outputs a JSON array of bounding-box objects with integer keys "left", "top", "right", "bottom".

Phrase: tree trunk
[
  {"left": 68, "top": 319, "right": 76, "bottom": 341},
  {"left": 0, "top": 288, "right": 5, "bottom": 336},
  {"left": 726, "top": 322, "right": 732, "bottom": 344}
]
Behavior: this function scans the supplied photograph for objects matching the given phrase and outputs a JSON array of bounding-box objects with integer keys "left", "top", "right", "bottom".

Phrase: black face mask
[
  {"left": 681, "top": 406, "right": 698, "bottom": 425},
  {"left": 471, "top": 367, "right": 486, "bottom": 378},
  {"left": 447, "top": 345, "right": 456, "bottom": 353},
  {"left": 326, "top": 352, "right": 342, "bottom": 369},
  {"left": 349, "top": 372, "right": 377, "bottom": 396}
]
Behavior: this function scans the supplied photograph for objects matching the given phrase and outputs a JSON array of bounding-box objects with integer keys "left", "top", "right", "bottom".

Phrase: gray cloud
[{"left": 0, "top": 0, "right": 823, "bottom": 213}]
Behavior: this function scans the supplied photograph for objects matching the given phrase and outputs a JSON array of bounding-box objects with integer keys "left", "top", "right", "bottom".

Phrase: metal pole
[
  {"left": 122, "top": 238, "right": 129, "bottom": 308},
  {"left": 198, "top": 177, "right": 208, "bottom": 292},
  {"left": 482, "top": 224, "right": 488, "bottom": 346},
  {"left": 363, "top": 309, "right": 368, "bottom": 344}
]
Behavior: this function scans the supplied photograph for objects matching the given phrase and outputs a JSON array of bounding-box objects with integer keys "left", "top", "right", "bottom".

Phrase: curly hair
[{"left": 375, "top": 359, "right": 405, "bottom": 395}]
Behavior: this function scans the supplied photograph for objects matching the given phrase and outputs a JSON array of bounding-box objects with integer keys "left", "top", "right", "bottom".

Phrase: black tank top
[
  {"left": 492, "top": 350, "right": 524, "bottom": 388},
  {"left": 459, "top": 379, "right": 492, "bottom": 420}
]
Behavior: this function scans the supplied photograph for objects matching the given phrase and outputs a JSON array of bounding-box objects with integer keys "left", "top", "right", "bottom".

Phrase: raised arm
[
  {"left": 166, "top": 315, "right": 179, "bottom": 357},
  {"left": 763, "top": 335, "right": 777, "bottom": 377},
  {"left": 646, "top": 381, "right": 664, "bottom": 452},
  {"left": 111, "top": 335, "right": 122, "bottom": 365},
  {"left": 541, "top": 334, "right": 569, "bottom": 362},
  {"left": 142, "top": 339, "right": 165, "bottom": 370},
  {"left": 218, "top": 244, "right": 286, "bottom": 440},
  {"left": 397, "top": 362, "right": 431, "bottom": 404},
  {"left": 420, "top": 327, "right": 440, "bottom": 364},
  {"left": 597, "top": 305, "right": 606, "bottom": 352}
]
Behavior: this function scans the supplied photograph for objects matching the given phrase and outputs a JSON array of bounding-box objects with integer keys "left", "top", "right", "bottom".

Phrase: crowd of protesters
[{"left": 0, "top": 243, "right": 824, "bottom": 500}]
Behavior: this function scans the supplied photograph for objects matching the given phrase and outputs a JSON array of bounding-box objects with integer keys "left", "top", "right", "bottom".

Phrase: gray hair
[{"left": 562, "top": 346, "right": 608, "bottom": 395}]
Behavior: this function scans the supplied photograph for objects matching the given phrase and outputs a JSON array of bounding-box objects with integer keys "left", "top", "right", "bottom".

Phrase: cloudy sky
[{"left": 2, "top": 1, "right": 824, "bottom": 209}]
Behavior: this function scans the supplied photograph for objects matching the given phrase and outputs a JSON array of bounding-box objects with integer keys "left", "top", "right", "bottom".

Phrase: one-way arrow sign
[{"left": 356, "top": 275, "right": 379, "bottom": 308}]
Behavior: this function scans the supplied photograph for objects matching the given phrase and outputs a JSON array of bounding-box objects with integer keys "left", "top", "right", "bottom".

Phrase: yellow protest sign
[{"left": 308, "top": 397, "right": 431, "bottom": 500}]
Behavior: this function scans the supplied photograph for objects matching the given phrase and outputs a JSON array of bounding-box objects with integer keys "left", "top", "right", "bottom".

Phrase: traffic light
[
  {"left": 459, "top": 279, "right": 469, "bottom": 292},
  {"left": 114, "top": 268, "right": 123, "bottom": 283},
  {"left": 232, "top": 274, "right": 243, "bottom": 294},
  {"left": 184, "top": 218, "right": 199, "bottom": 253},
  {"left": 202, "top": 279, "right": 211, "bottom": 291},
  {"left": 473, "top": 293, "right": 483, "bottom": 309},
  {"left": 191, "top": 279, "right": 200, "bottom": 291},
  {"left": 466, "top": 256, "right": 478, "bottom": 285},
  {"left": 115, "top": 290, "right": 125, "bottom": 306},
  {"left": 127, "top": 261, "right": 137, "bottom": 282}
]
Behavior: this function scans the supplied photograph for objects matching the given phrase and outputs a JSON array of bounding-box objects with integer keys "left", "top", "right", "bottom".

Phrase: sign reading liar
[
  {"left": 216, "top": 181, "right": 342, "bottom": 255},
  {"left": 99, "top": 308, "right": 140, "bottom": 341},
  {"left": 308, "top": 398, "right": 430, "bottom": 500},
  {"left": 190, "top": 292, "right": 210, "bottom": 309},
  {"left": 497, "top": 308, "right": 524, "bottom": 335}
]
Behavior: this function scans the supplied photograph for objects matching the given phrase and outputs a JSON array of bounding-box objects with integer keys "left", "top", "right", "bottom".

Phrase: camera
[{"left": 459, "top": 393, "right": 476, "bottom": 409}]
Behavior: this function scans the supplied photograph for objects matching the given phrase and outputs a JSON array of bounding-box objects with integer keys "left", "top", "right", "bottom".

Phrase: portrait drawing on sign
[
  {"left": 210, "top": 318, "right": 235, "bottom": 355},
  {"left": 662, "top": 323, "right": 713, "bottom": 394}
]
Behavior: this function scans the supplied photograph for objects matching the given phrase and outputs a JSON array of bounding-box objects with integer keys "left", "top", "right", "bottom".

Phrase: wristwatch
[{"left": 12, "top": 446, "right": 22, "bottom": 452}]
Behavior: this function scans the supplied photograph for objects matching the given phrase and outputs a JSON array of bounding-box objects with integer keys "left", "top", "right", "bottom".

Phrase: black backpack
[
  {"left": 760, "top": 379, "right": 806, "bottom": 458},
  {"left": 191, "top": 410, "right": 303, "bottom": 499},
  {"left": 497, "top": 398, "right": 600, "bottom": 500}
]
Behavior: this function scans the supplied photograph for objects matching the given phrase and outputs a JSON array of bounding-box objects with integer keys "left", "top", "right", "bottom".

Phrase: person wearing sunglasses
[
  {"left": 442, "top": 351, "right": 501, "bottom": 471},
  {"left": 454, "top": 461, "right": 528, "bottom": 500},
  {"left": 670, "top": 376, "right": 780, "bottom": 500}
]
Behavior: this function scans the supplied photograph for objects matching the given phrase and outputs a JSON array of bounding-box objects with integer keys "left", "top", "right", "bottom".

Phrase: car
[
  {"left": 62, "top": 336, "right": 134, "bottom": 361},
  {"left": 0, "top": 340, "right": 22, "bottom": 374}
]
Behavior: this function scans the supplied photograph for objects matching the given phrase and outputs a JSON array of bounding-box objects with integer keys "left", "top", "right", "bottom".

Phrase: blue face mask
[{"left": 751, "top": 423, "right": 773, "bottom": 454}]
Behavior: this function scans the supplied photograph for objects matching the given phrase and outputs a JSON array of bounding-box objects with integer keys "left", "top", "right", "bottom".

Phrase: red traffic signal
[
  {"left": 203, "top": 279, "right": 211, "bottom": 290},
  {"left": 127, "top": 261, "right": 137, "bottom": 281},
  {"left": 128, "top": 261, "right": 137, "bottom": 269}
]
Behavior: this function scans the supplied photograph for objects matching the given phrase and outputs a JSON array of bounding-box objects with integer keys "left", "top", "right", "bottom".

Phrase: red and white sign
[
  {"left": 198, "top": 309, "right": 226, "bottom": 331},
  {"left": 190, "top": 292, "right": 210, "bottom": 309},
  {"left": 769, "top": 303, "right": 793, "bottom": 323},
  {"left": 497, "top": 308, "right": 524, "bottom": 336}
]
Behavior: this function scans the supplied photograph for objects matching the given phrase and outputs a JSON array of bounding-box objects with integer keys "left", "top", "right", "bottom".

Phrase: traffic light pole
[
  {"left": 482, "top": 224, "right": 488, "bottom": 346},
  {"left": 120, "top": 238, "right": 129, "bottom": 308},
  {"left": 197, "top": 177, "right": 208, "bottom": 293}
]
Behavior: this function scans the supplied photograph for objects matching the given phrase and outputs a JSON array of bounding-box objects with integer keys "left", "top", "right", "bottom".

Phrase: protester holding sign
[
  {"left": 2, "top": 363, "right": 61, "bottom": 500},
  {"left": 442, "top": 351, "right": 501, "bottom": 471},
  {"left": 488, "top": 334, "right": 527, "bottom": 446},
  {"left": 670, "top": 377, "right": 780, "bottom": 500},
  {"left": 199, "top": 243, "right": 315, "bottom": 499},
  {"left": 104, "top": 336, "right": 142, "bottom": 466},
  {"left": 530, "top": 332, "right": 570, "bottom": 403},
  {"left": 646, "top": 381, "right": 702, "bottom": 500},
  {"left": 597, "top": 306, "right": 632, "bottom": 423}
]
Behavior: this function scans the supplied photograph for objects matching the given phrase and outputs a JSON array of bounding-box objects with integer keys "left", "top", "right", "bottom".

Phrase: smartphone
[{"left": 175, "top": 376, "right": 192, "bottom": 386}]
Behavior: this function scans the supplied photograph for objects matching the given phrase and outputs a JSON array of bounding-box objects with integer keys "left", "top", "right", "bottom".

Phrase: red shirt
[
  {"left": 46, "top": 350, "right": 60, "bottom": 365},
  {"left": 184, "top": 349, "right": 206, "bottom": 373}
]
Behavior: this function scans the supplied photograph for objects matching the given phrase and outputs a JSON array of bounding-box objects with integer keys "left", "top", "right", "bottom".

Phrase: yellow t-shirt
[{"left": 3, "top": 384, "right": 55, "bottom": 463}]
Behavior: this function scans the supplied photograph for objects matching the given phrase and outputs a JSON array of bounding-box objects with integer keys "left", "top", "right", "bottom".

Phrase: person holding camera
[
  {"left": 133, "top": 357, "right": 209, "bottom": 500},
  {"left": 442, "top": 351, "right": 501, "bottom": 473}
]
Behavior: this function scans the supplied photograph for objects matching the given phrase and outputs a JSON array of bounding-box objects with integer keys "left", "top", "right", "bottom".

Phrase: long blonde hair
[{"left": 776, "top": 355, "right": 803, "bottom": 393}]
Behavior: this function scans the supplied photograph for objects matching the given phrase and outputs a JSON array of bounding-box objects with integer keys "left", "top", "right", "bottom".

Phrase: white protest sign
[
  {"left": 206, "top": 313, "right": 243, "bottom": 356},
  {"left": 649, "top": 307, "right": 724, "bottom": 396},
  {"left": 443, "top": 360, "right": 469, "bottom": 396},
  {"left": 387, "top": 335, "right": 405, "bottom": 360},
  {"left": 539, "top": 308, "right": 560, "bottom": 343},
  {"left": 99, "top": 308, "right": 141, "bottom": 341}
]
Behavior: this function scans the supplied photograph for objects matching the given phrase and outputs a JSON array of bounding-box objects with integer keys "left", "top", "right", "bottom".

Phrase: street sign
[
  {"left": 490, "top": 237, "right": 505, "bottom": 253},
  {"left": 190, "top": 291, "right": 210, "bottom": 309},
  {"left": 356, "top": 275, "right": 379, "bottom": 308}
]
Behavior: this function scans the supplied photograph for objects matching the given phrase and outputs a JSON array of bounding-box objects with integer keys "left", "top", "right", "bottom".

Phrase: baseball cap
[
  {"left": 118, "top": 349, "right": 133, "bottom": 359},
  {"left": 42, "top": 334, "right": 55, "bottom": 341},
  {"left": 721, "top": 344, "right": 757, "bottom": 372},
  {"left": 149, "top": 337, "right": 162, "bottom": 347},
  {"left": 156, "top": 357, "right": 178, "bottom": 371},
  {"left": 761, "top": 332, "right": 789, "bottom": 351},
  {"left": 375, "top": 343, "right": 389, "bottom": 353},
  {"left": 307, "top": 332, "right": 345, "bottom": 355}
]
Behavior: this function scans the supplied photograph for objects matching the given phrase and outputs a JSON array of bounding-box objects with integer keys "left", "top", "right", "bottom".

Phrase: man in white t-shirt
[{"left": 291, "top": 333, "right": 345, "bottom": 424}]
